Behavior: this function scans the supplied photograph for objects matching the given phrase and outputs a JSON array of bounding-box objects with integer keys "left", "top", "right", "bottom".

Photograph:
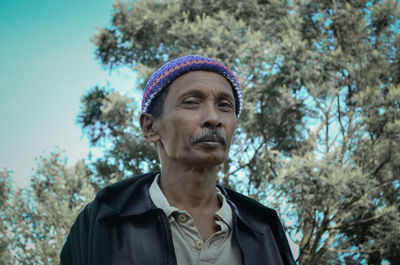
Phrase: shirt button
[
  {"left": 178, "top": 214, "right": 188, "bottom": 223},
  {"left": 195, "top": 240, "right": 204, "bottom": 250}
]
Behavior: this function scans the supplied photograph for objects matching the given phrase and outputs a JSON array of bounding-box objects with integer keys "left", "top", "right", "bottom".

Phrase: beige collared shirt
[{"left": 149, "top": 174, "right": 241, "bottom": 265}]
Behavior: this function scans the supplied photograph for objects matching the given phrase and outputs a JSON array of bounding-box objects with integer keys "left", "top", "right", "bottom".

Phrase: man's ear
[{"left": 140, "top": 113, "right": 160, "bottom": 143}]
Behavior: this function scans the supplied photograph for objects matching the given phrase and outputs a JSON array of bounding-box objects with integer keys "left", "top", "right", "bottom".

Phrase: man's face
[{"left": 156, "top": 70, "right": 237, "bottom": 167}]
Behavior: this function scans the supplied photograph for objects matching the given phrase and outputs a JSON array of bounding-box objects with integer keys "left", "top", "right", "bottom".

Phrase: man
[{"left": 60, "top": 55, "right": 296, "bottom": 265}]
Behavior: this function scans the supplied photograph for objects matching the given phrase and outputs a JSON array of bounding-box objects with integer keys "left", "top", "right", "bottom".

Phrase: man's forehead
[
  {"left": 169, "top": 70, "right": 235, "bottom": 98},
  {"left": 141, "top": 55, "right": 243, "bottom": 118}
]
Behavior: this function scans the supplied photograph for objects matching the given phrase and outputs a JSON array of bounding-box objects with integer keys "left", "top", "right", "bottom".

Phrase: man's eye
[
  {"left": 183, "top": 100, "right": 198, "bottom": 105},
  {"left": 219, "top": 102, "right": 234, "bottom": 110}
]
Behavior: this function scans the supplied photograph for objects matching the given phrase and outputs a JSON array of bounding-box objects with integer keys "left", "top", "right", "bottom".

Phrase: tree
[
  {"left": 79, "top": 0, "right": 400, "bottom": 263},
  {"left": 78, "top": 86, "right": 160, "bottom": 186},
  {"left": 271, "top": 1, "right": 400, "bottom": 263},
  {"left": 0, "top": 151, "right": 95, "bottom": 264},
  {"left": 0, "top": 169, "right": 12, "bottom": 264},
  {"left": 87, "top": 0, "right": 309, "bottom": 190}
]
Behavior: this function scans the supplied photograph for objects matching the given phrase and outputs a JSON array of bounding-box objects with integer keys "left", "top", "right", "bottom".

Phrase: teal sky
[{"left": 0, "top": 0, "right": 138, "bottom": 187}]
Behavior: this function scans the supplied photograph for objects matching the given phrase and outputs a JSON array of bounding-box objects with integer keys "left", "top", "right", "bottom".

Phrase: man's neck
[
  {"left": 158, "top": 157, "right": 224, "bottom": 241},
  {"left": 158, "top": 162, "right": 220, "bottom": 212}
]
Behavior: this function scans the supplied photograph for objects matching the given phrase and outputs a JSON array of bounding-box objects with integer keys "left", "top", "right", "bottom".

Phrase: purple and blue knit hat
[{"left": 141, "top": 55, "right": 242, "bottom": 118}]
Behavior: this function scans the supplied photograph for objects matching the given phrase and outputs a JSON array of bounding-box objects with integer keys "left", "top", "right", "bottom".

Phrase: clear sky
[{"left": 0, "top": 0, "right": 138, "bottom": 187}]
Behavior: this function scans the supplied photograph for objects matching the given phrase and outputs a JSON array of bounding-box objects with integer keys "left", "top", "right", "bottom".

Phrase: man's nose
[{"left": 201, "top": 104, "right": 222, "bottom": 128}]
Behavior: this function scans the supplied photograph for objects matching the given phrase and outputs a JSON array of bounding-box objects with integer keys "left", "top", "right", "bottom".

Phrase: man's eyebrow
[
  {"left": 218, "top": 91, "right": 235, "bottom": 102},
  {"left": 176, "top": 89, "right": 206, "bottom": 100}
]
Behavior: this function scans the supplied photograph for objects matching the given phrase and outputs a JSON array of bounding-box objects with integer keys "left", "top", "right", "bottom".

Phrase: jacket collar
[
  {"left": 106, "top": 173, "right": 263, "bottom": 235},
  {"left": 217, "top": 185, "right": 264, "bottom": 236},
  {"left": 119, "top": 181, "right": 157, "bottom": 216},
  {"left": 95, "top": 171, "right": 263, "bottom": 235},
  {"left": 96, "top": 172, "right": 159, "bottom": 220}
]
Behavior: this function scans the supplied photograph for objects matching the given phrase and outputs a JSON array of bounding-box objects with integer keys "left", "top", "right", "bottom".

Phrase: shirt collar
[
  {"left": 149, "top": 173, "right": 233, "bottom": 228},
  {"left": 149, "top": 173, "right": 180, "bottom": 217}
]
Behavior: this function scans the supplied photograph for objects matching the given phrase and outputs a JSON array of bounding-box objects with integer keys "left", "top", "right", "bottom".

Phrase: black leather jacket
[{"left": 61, "top": 172, "right": 296, "bottom": 265}]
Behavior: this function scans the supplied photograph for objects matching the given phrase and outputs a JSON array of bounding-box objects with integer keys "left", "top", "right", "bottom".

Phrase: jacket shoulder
[
  {"left": 60, "top": 172, "right": 159, "bottom": 265},
  {"left": 95, "top": 172, "right": 157, "bottom": 201},
  {"left": 225, "top": 188, "right": 277, "bottom": 218},
  {"left": 225, "top": 188, "right": 297, "bottom": 265}
]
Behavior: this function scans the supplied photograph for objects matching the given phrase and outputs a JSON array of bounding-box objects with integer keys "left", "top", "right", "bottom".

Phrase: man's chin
[{"left": 183, "top": 151, "right": 227, "bottom": 167}]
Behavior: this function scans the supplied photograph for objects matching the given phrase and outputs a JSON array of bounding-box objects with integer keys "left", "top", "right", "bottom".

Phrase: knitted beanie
[{"left": 141, "top": 55, "right": 242, "bottom": 118}]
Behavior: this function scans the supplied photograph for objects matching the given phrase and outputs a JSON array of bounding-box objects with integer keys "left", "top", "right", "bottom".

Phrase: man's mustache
[{"left": 190, "top": 130, "right": 227, "bottom": 145}]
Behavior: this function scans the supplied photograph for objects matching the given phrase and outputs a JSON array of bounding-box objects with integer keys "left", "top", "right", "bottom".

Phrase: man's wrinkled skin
[{"left": 140, "top": 70, "right": 237, "bottom": 241}]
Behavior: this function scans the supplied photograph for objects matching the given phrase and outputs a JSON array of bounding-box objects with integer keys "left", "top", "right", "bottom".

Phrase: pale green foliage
[
  {"left": 0, "top": 152, "right": 95, "bottom": 264},
  {"left": 269, "top": 0, "right": 400, "bottom": 262},
  {"left": 275, "top": 149, "right": 400, "bottom": 264},
  {"left": 78, "top": 86, "right": 160, "bottom": 185},
  {"left": 101, "top": 91, "right": 132, "bottom": 125},
  {"left": 0, "top": 169, "right": 12, "bottom": 264}
]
